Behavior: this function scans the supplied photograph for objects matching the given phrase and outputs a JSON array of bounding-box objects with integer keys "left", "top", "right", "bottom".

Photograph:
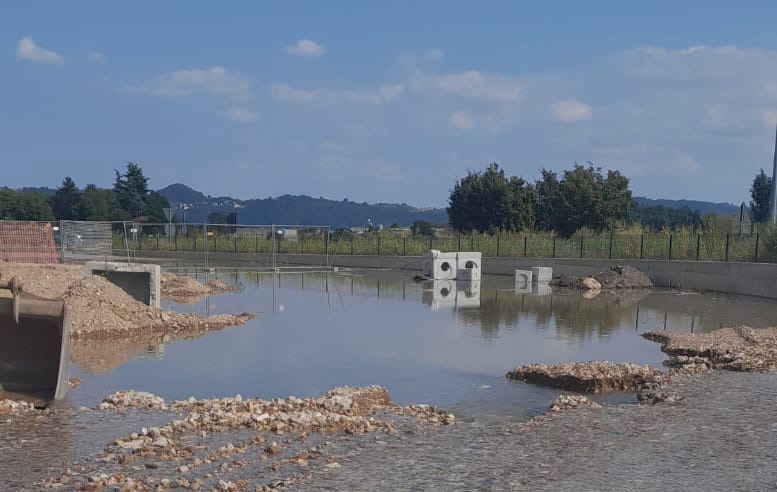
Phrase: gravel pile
[
  {"left": 644, "top": 326, "right": 777, "bottom": 372},
  {"left": 507, "top": 361, "right": 663, "bottom": 393},
  {"left": 553, "top": 265, "right": 653, "bottom": 291},
  {"left": 41, "top": 386, "right": 453, "bottom": 490},
  {"left": 161, "top": 272, "right": 233, "bottom": 303}
]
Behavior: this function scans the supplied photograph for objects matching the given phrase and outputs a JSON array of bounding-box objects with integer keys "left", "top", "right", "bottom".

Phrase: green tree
[
  {"left": 750, "top": 169, "right": 772, "bottom": 223},
  {"left": 114, "top": 162, "right": 150, "bottom": 218},
  {"left": 601, "top": 169, "right": 634, "bottom": 229},
  {"left": 75, "top": 185, "right": 115, "bottom": 221},
  {"left": 411, "top": 220, "right": 434, "bottom": 236},
  {"left": 207, "top": 212, "right": 228, "bottom": 224},
  {"left": 20, "top": 191, "right": 54, "bottom": 220},
  {"left": 448, "top": 163, "right": 518, "bottom": 233},
  {"left": 534, "top": 169, "right": 562, "bottom": 231},
  {"left": 507, "top": 176, "right": 536, "bottom": 231},
  {"left": 51, "top": 177, "right": 81, "bottom": 220},
  {"left": 0, "top": 189, "right": 24, "bottom": 219},
  {"left": 144, "top": 191, "right": 171, "bottom": 223}
]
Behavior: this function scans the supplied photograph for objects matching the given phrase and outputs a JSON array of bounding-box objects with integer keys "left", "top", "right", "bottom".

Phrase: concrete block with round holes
[
  {"left": 456, "top": 252, "right": 482, "bottom": 281},
  {"left": 422, "top": 250, "right": 458, "bottom": 280}
]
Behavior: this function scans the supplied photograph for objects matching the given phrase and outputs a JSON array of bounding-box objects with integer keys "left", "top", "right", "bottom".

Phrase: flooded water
[{"left": 64, "top": 269, "right": 777, "bottom": 420}]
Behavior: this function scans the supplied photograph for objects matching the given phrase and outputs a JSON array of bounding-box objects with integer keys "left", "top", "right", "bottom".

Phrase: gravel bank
[
  {"left": 161, "top": 272, "right": 233, "bottom": 304},
  {"left": 297, "top": 370, "right": 777, "bottom": 492}
]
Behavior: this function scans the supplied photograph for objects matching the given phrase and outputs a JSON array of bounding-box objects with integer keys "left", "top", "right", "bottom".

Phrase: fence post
[
  {"left": 579, "top": 235, "right": 584, "bottom": 259},
  {"left": 458, "top": 235, "right": 462, "bottom": 251},
  {"left": 639, "top": 235, "right": 644, "bottom": 260},
  {"left": 754, "top": 233, "right": 760, "bottom": 262},
  {"left": 403, "top": 236, "right": 406, "bottom": 256},
  {"left": 300, "top": 236, "right": 304, "bottom": 254},
  {"left": 608, "top": 233, "right": 613, "bottom": 260},
  {"left": 429, "top": 235, "right": 433, "bottom": 251},
  {"left": 470, "top": 235, "right": 474, "bottom": 251},
  {"left": 204, "top": 225, "right": 208, "bottom": 269},
  {"left": 552, "top": 236, "right": 556, "bottom": 259},
  {"left": 696, "top": 234, "right": 701, "bottom": 261},
  {"left": 496, "top": 234, "right": 500, "bottom": 257},
  {"left": 523, "top": 235, "right": 527, "bottom": 258},
  {"left": 194, "top": 232, "right": 197, "bottom": 252},
  {"left": 174, "top": 233, "right": 177, "bottom": 251},
  {"left": 156, "top": 234, "right": 159, "bottom": 250},
  {"left": 350, "top": 235, "right": 354, "bottom": 255},
  {"left": 668, "top": 234, "right": 673, "bottom": 261},
  {"left": 377, "top": 234, "right": 381, "bottom": 256},
  {"left": 725, "top": 234, "right": 730, "bottom": 262},
  {"left": 234, "top": 235, "right": 237, "bottom": 254},
  {"left": 325, "top": 229, "right": 330, "bottom": 263}
]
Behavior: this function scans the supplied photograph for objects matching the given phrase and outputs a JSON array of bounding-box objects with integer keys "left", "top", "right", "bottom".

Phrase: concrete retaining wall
[{"left": 112, "top": 249, "right": 777, "bottom": 300}]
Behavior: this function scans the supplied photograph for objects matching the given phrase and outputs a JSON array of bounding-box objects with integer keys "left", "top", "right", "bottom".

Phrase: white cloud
[
  {"left": 87, "top": 52, "right": 106, "bottom": 63},
  {"left": 271, "top": 83, "right": 404, "bottom": 105},
  {"left": 449, "top": 111, "right": 474, "bottom": 130},
  {"left": 551, "top": 98, "right": 592, "bottom": 122},
  {"left": 16, "top": 37, "right": 63, "bottom": 64},
  {"left": 224, "top": 107, "right": 258, "bottom": 124},
  {"left": 123, "top": 66, "right": 251, "bottom": 100},
  {"left": 285, "top": 39, "right": 326, "bottom": 57},
  {"left": 413, "top": 70, "right": 522, "bottom": 102}
]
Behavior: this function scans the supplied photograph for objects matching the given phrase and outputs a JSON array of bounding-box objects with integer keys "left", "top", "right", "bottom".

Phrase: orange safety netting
[{"left": 0, "top": 221, "right": 59, "bottom": 264}]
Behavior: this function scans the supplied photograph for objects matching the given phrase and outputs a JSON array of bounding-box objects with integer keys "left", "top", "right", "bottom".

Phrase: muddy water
[{"left": 64, "top": 269, "right": 777, "bottom": 420}]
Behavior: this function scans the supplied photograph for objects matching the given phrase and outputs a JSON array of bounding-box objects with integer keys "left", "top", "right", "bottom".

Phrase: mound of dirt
[
  {"left": 553, "top": 265, "right": 653, "bottom": 291},
  {"left": 161, "top": 272, "right": 233, "bottom": 303},
  {"left": 506, "top": 361, "right": 662, "bottom": 393},
  {"left": 64, "top": 274, "right": 251, "bottom": 339}
]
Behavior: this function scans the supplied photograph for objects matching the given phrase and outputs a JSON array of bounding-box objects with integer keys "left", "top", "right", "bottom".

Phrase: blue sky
[{"left": 3, "top": 1, "right": 777, "bottom": 207}]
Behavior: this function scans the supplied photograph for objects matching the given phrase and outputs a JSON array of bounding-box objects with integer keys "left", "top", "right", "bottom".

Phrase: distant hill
[
  {"left": 634, "top": 196, "right": 739, "bottom": 216},
  {"left": 157, "top": 183, "right": 449, "bottom": 228}
]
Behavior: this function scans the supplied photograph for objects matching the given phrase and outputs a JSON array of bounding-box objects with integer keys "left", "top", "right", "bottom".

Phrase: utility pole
[{"left": 771, "top": 122, "right": 777, "bottom": 224}]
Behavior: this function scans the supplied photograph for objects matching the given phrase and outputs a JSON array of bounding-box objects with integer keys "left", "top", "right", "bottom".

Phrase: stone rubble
[
  {"left": 643, "top": 326, "right": 777, "bottom": 372},
  {"left": 553, "top": 265, "right": 653, "bottom": 291},
  {"left": 0, "top": 399, "right": 36, "bottom": 415},
  {"left": 507, "top": 361, "right": 663, "bottom": 393},
  {"left": 40, "top": 386, "right": 453, "bottom": 490},
  {"left": 161, "top": 272, "right": 233, "bottom": 304}
]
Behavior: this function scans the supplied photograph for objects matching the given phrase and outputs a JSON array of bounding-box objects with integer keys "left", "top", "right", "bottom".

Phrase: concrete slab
[
  {"left": 531, "top": 266, "right": 553, "bottom": 283},
  {"left": 85, "top": 261, "right": 161, "bottom": 308}
]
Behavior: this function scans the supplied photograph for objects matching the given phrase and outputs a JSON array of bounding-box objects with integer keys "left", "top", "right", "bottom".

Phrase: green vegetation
[
  {"left": 447, "top": 162, "right": 633, "bottom": 236},
  {"left": 750, "top": 169, "right": 772, "bottom": 223},
  {"left": 0, "top": 163, "right": 169, "bottom": 223}
]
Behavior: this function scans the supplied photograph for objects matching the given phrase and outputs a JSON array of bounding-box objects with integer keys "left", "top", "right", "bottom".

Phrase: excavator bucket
[{"left": 0, "top": 276, "right": 69, "bottom": 403}]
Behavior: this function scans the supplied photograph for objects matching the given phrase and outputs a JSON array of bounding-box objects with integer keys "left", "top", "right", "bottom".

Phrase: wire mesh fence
[{"left": 0, "top": 220, "right": 773, "bottom": 265}]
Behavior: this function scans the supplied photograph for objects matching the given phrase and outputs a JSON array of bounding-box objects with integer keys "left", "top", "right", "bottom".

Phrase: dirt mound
[
  {"left": 0, "top": 263, "right": 85, "bottom": 298},
  {"left": 553, "top": 265, "right": 652, "bottom": 291},
  {"left": 644, "top": 326, "right": 777, "bottom": 372},
  {"left": 64, "top": 274, "right": 252, "bottom": 339},
  {"left": 596, "top": 265, "right": 653, "bottom": 289},
  {"left": 507, "top": 361, "right": 662, "bottom": 393},
  {"left": 161, "top": 272, "right": 233, "bottom": 303}
]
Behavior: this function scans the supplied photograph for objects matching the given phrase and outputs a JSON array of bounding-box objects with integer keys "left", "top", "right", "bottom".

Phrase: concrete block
[
  {"left": 422, "top": 250, "right": 458, "bottom": 280},
  {"left": 421, "top": 280, "right": 457, "bottom": 310},
  {"left": 85, "top": 261, "right": 161, "bottom": 308},
  {"left": 531, "top": 266, "right": 553, "bottom": 283},
  {"left": 456, "top": 252, "right": 482, "bottom": 281},
  {"left": 455, "top": 280, "right": 481, "bottom": 308},
  {"left": 534, "top": 283, "right": 552, "bottom": 296},
  {"left": 515, "top": 269, "right": 533, "bottom": 284}
]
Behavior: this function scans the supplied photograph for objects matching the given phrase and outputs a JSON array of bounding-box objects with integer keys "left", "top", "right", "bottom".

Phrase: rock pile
[
  {"left": 42, "top": 386, "right": 453, "bottom": 490},
  {"left": 507, "top": 361, "right": 663, "bottom": 393},
  {"left": 161, "top": 272, "right": 233, "bottom": 303},
  {"left": 0, "top": 399, "right": 36, "bottom": 415},
  {"left": 644, "top": 326, "right": 777, "bottom": 372},
  {"left": 63, "top": 274, "right": 253, "bottom": 339},
  {"left": 553, "top": 265, "right": 653, "bottom": 291}
]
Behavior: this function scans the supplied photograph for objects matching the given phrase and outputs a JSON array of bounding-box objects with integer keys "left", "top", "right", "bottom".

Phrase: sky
[{"left": 3, "top": 1, "right": 777, "bottom": 208}]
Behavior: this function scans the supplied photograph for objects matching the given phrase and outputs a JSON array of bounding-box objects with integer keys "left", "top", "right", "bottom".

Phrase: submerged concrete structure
[{"left": 84, "top": 261, "right": 161, "bottom": 308}]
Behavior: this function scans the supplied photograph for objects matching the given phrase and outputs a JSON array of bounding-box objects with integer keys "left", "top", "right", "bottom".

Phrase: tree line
[
  {"left": 0, "top": 163, "right": 170, "bottom": 223},
  {"left": 447, "top": 163, "right": 635, "bottom": 236}
]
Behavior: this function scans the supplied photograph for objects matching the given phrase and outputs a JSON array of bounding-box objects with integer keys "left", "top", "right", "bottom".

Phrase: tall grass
[{"left": 113, "top": 224, "right": 771, "bottom": 263}]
